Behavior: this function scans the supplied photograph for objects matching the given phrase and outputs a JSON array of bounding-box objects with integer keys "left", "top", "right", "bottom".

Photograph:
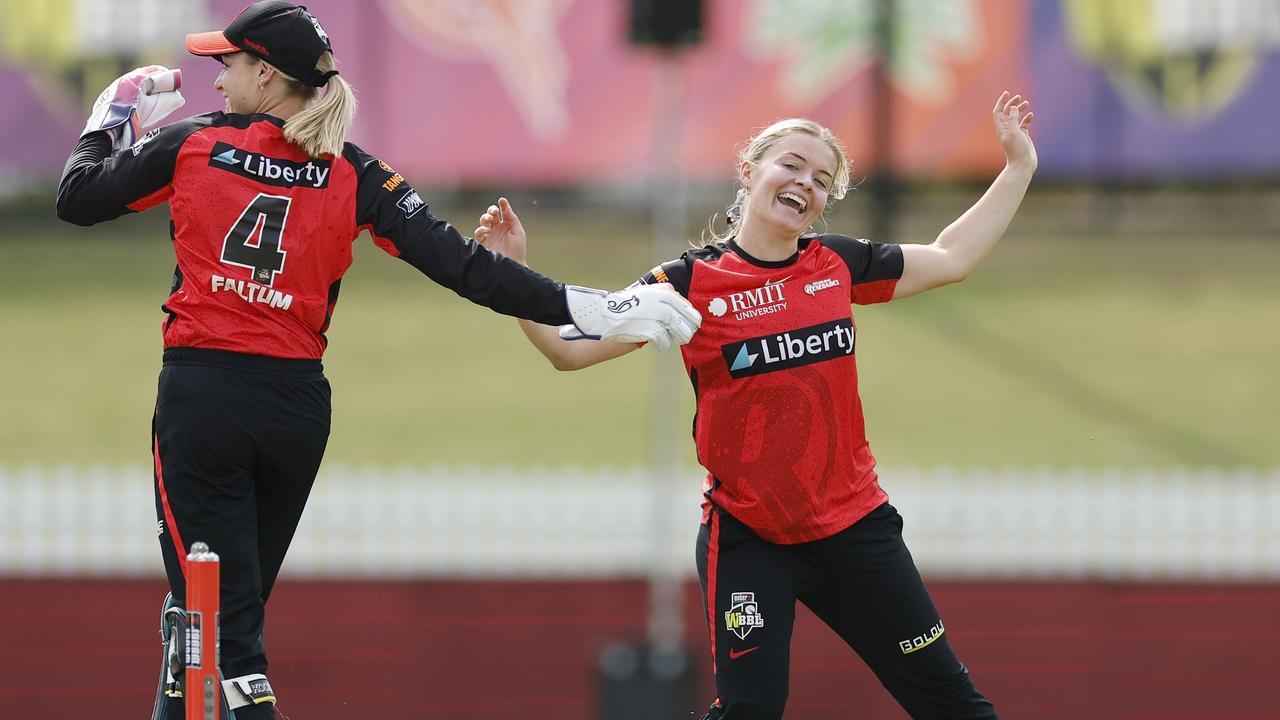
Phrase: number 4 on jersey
[{"left": 222, "top": 193, "right": 290, "bottom": 286}]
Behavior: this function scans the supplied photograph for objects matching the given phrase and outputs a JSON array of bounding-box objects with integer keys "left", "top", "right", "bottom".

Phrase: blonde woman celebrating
[
  {"left": 57, "top": 2, "right": 699, "bottom": 717},
  {"left": 477, "top": 92, "right": 1036, "bottom": 719}
]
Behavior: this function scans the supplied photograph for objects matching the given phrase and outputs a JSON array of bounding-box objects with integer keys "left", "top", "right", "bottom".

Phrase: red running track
[{"left": 1, "top": 580, "right": 1276, "bottom": 719}]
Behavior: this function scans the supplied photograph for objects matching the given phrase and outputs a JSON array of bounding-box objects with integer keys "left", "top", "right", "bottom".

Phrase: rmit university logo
[
  {"left": 209, "top": 142, "right": 331, "bottom": 189},
  {"left": 725, "top": 592, "right": 765, "bottom": 640},
  {"left": 723, "top": 318, "right": 855, "bottom": 379},
  {"left": 708, "top": 277, "right": 788, "bottom": 320}
]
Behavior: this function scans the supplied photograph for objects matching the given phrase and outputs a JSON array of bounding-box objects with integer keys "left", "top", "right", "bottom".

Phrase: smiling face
[
  {"left": 740, "top": 131, "right": 840, "bottom": 239},
  {"left": 214, "top": 51, "right": 266, "bottom": 114}
]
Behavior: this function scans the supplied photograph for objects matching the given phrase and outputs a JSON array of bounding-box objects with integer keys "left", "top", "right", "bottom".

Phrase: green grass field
[{"left": 2, "top": 201, "right": 1276, "bottom": 467}]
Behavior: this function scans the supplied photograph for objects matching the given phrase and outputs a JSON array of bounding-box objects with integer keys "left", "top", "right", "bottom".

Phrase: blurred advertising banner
[
  {"left": 2, "top": 0, "right": 1278, "bottom": 193},
  {"left": 1033, "top": 0, "right": 1280, "bottom": 179}
]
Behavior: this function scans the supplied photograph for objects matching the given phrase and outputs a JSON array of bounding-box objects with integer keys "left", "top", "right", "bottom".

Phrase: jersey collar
[{"left": 727, "top": 235, "right": 816, "bottom": 268}]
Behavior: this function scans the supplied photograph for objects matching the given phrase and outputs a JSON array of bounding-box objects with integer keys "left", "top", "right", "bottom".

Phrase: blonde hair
[
  {"left": 706, "top": 118, "right": 851, "bottom": 243},
  {"left": 274, "top": 52, "right": 357, "bottom": 158}
]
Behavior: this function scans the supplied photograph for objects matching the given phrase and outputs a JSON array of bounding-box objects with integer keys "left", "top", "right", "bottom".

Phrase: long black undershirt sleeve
[
  {"left": 55, "top": 133, "right": 116, "bottom": 226},
  {"left": 56, "top": 116, "right": 208, "bottom": 227},
  {"left": 344, "top": 144, "right": 573, "bottom": 326}
]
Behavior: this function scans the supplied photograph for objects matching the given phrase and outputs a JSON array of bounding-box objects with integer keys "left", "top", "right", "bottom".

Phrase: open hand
[
  {"left": 994, "top": 91, "right": 1036, "bottom": 172},
  {"left": 473, "top": 197, "right": 527, "bottom": 265}
]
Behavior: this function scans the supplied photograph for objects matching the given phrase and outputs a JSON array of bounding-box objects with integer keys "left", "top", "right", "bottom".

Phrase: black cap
[{"left": 186, "top": 1, "right": 336, "bottom": 87}]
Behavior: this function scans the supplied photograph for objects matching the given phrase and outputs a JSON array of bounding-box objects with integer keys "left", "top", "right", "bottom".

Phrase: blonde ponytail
[{"left": 277, "top": 53, "right": 357, "bottom": 158}]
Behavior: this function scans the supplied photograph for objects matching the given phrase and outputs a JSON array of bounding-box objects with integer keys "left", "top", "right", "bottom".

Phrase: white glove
[
  {"left": 561, "top": 284, "right": 702, "bottom": 352},
  {"left": 82, "top": 65, "right": 186, "bottom": 150}
]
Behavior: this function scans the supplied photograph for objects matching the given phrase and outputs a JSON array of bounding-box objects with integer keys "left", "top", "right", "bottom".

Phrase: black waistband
[{"left": 162, "top": 347, "right": 324, "bottom": 377}]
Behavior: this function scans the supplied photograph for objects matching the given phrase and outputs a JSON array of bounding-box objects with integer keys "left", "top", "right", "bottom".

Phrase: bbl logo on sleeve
[
  {"left": 397, "top": 189, "right": 425, "bottom": 218},
  {"left": 724, "top": 591, "right": 765, "bottom": 640}
]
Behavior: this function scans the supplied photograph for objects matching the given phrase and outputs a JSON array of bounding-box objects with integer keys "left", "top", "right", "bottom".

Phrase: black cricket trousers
[
  {"left": 152, "top": 347, "right": 331, "bottom": 680},
  {"left": 697, "top": 502, "right": 999, "bottom": 719}
]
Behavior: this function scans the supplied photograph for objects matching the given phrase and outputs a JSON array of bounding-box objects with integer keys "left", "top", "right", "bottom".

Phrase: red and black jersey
[
  {"left": 640, "top": 235, "right": 903, "bottom": 544},
  {"left": 57, "top": 113, "right": 571, "bottom": 359}
]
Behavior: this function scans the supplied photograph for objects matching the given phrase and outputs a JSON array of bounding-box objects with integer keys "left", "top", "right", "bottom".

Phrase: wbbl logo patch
[{"left": 724, "top": 591, "right": 765, "bottom": 640}]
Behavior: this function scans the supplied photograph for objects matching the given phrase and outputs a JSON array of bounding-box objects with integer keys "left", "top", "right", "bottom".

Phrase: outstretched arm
[
  {"left": 350, "top": 154, "right": 699, "bottom": 348},
  {"left": 475, "top": 198, "right": 646, "bottom": 371},
  {"left": 892, "top": 91, "right": 1038, "bottom": 299}
]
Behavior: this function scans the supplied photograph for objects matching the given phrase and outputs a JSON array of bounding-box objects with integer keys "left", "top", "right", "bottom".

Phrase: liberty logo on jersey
[
  {"left": 725, "top": 592, "right": 765, "bottom": 640},
  {"left": 723, "top": 318, "right": 855, "bottom": 378},
  {"left": 209, "top": 142, "right": 331, "bottom": 189},
  {"left": 708, "top": 277, "right": 789, "bottom": 321}
]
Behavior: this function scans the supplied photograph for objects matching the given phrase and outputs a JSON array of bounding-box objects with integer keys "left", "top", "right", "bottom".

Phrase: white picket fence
[{"left": 1, "top": 464, "right": 1278, "bottom": 580}]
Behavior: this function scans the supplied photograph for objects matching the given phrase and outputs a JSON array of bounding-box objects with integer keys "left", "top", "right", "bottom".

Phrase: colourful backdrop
[{"left": 2, "top": 0, "right": 1279, "bottom": 193}]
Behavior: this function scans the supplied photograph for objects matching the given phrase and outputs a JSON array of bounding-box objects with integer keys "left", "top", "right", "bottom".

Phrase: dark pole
[
  {"left": 870, "top": 0, "right": 898, "bottom": 243},
  {"left": 597, "top": 4, "right": 704, "bottom": 718}
]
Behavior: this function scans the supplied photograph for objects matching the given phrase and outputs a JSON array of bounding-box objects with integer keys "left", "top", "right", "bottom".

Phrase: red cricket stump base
[{"left": 185, "top": 542, "right": 221, "bottom": 720}]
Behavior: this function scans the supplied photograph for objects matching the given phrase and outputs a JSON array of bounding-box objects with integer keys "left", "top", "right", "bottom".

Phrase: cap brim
[{"left": 185, "top": 31, "right": 239, "bottom": 56}]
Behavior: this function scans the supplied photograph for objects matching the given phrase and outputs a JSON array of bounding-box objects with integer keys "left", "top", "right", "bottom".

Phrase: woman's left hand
[
  {"left": 994, "top": 91, "right": 1037, "bottom": 172},
  {"left": 473, "top": 196, "right": 528, "bottom": 265}
]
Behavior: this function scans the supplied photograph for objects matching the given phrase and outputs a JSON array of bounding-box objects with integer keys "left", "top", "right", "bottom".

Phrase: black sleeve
[
  {"left": 345, "top": 144, "right": 571, "bottom": 326},
  {"left": 820, "top": 233, "right": 904, "bottom": 284},
  {"left": 56, "top": 115, "right": 210, "bottom": 226},
  {"left": 634, "top": 254, "right": 697, "bottom": 297}
]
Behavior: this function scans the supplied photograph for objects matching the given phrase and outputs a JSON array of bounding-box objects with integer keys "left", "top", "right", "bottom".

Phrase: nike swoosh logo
[{"left": 729, "top": 646, "right": 759, "bottom": 660}]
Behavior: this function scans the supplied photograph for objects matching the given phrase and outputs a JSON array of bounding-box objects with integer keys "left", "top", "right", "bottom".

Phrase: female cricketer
[
  {"left": 475, "top": 91, "right": 1038, "bottom": 719},
  {"left": 56, "top": 2, "right": 699, "bottom": 717}
]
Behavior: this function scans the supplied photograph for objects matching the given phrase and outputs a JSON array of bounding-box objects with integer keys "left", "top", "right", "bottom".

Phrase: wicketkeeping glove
[
  {"left": 561, "top": 284, "right": 702, "bottom": 352},
  {"left": 82, "top": 65, "right": 186, "bottom": 151}
]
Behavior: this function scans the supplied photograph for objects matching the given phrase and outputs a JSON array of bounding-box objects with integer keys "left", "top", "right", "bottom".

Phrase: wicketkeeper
[{"left": 56, "top": 2, "right": 701, "bottom": 717}]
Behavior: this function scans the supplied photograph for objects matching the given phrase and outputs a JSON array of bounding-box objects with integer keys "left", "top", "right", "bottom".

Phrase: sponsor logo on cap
[
  {"left": 242, "top": 37, "right": 270, "bottom": 56},
  {"left": 307, "top": 12, "right": 329, "bottom": 43}
]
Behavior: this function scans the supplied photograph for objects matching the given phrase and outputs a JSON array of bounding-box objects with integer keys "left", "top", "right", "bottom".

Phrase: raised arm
[
  {"left": 892, "top": 91, "right": 1038, "bottom": 299},
  {"left": 57, "top": 66, "right": 190, "bottom": 226},
  {"left": 474, "top": 197, "right": 654, "bottom": 371}
]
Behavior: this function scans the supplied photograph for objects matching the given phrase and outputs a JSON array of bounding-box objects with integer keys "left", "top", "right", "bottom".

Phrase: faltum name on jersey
[{"left": 211, "top": 274, "right": 294, "bottom": 311}]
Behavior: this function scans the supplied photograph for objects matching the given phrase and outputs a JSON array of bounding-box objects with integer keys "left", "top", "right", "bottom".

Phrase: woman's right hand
[
  {"left": 82, "top": 65, "right": 185, "bottom": 148},
  {"left": 474, "top": 196, "right": 528, "bottom": 265}
]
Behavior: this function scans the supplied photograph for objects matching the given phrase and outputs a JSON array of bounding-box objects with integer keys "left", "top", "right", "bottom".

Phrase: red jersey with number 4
[
  {"left": 57, "top": 112, "right": 573, "bottom": 359},
  {"left": 640, "top": 236, "right": 903, "bottom": 544}
]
